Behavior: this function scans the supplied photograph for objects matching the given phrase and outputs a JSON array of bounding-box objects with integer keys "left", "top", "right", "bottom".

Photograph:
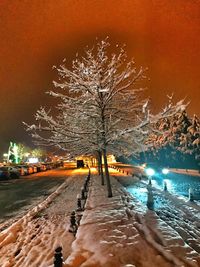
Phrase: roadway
[{"left": 0, "top": 165, "right": 76, "bottom": 227}]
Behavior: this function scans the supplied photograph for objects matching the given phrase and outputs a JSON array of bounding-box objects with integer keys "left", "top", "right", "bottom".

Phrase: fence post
[
  {"left": 76, "top": 194, "right": 82, "bottom": 211},
  {"left": 163, "top": 181, "right": 167, "bottom": 191},
  {"left": 81, "top": 187, "right": 86, "bottom": 200},
  {"left": 69, "top": 211, "right": 77, "bottom": 235},
  {"left": 189, "top": 188, "right": 194, "bottom": 201},
  {"left": 147, "top": 186, "right": 154, "bottom": 210},
  {"left": 54, "top": 247, "right": 63, "bottom": 267}
]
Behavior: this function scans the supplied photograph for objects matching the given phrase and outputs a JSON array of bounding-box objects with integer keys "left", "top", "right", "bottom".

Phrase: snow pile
[{"left": 64, "top": 173, "right": 200, "bottom": 267}]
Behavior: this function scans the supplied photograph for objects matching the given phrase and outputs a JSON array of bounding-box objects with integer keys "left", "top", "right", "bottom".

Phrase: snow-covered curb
[{"left": 170, "top": 168, "right": 200, "bottom": 177}]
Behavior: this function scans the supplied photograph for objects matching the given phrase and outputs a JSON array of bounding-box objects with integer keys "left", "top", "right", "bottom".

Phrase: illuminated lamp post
[
  {"left": 161, "top": 168, "right": 169, "bottom": 191},
  {"left": 145, "top": 168, "right": 155, "bottom": 186}
]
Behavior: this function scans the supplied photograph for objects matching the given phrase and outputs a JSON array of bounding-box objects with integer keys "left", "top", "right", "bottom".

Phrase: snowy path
[
  {"left": 115, "top": 174, "right": 200, "bottom": 267},
  {"left": 65, "top": 175, "right": 175, "bottom": 267},
  {"left": 0, "top": 169, "right": 87, "bottom": 267},
  {"left": 64, "top": 172, "right": 200, "bottom": 267},
  {"left": 149, "top": 189, "right": 200, "bottom": 256}
]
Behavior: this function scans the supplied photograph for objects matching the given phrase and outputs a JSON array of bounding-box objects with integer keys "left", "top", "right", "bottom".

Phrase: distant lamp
[
  {"left": 145, "top": 168, "right": 155, "bottom": 176},
  {"left": 28, "top": 157, "right": 39, "bottom": 164},
  {"left": 162, "top": 168, "right": 169, "bottom": 175}
]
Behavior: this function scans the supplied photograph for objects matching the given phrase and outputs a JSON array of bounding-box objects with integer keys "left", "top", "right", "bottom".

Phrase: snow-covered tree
[
  {"left": 25, "top": 39, "right": 187, "bottom": 197},
  {"left": 144, "top": 110, "right": 200, "bottom": 169}
]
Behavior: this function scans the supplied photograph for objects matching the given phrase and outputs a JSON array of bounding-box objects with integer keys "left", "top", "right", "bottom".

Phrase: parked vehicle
[
  {"left": 15, "top": 165, "right": 25, "bottom": 176},
  {"left": 19, "top": 165, "right": 31, "bottom": 175},
  {"left": 27, "top": 165, "right": 34, "bottom": 174},
  {"left": 32, "top": 164, "right": 45, "bottom": 172},
  {"left": 43, "top": 163, "right": 52, "bottom": 170},
  {"left": 29, "top": 165, "right": 37, "bottom": 173},
  {"left": 40, "top": 164, "right": 47, "bottom": 171},
  {"left": 77, "top": 160, "right": 84, "bottom": 168},
  {"left": 7, "top": 166, "right": 20, "bottom": 179},
  {"left": 0, "top": 166, "right": 20, "bottom": 179},
  {"left": 0, "top": 167, "right": 10, "bottom": 180},
  {"left": 32, "top": 165, "right": 37, "bottom": 173}
]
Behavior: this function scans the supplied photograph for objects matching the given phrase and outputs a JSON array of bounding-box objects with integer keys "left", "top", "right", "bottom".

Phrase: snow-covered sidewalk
[
  {"left": 64, "top": 171, "right": 200, "bottom": 267},
  {"left": 0, "top": 169, "right": 89, "bottom": 267},
  {"left": 1, "top": 168, "right": 200, "bottom": 267}
]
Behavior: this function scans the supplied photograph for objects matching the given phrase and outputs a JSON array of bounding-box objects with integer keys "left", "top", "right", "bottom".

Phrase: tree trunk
[
  {"left": 102, "top": 148, "right": 112, "bottom": 197},
  {"left": 97, "top": 152, "right": 101, "bottom": 175},
  {"left": 97, "top": 150, "right": 104, "bottom": 185}
]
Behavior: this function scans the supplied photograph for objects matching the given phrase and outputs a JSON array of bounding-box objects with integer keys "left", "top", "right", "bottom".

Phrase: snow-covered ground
[
  {"left": 0, "top": 168, "right": 88, "bottom": 267},
  {"left": 1, "top": 168, "right": 200, "bottom": 266},
  {"left": 65, "top": 170, "right": 200, "bottom": 267}
]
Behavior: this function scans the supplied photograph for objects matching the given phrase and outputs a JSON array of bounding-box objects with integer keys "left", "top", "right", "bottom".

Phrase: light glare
[
  {"left": 162, "top": 168, "right": 169, "bottom": 175},
  {"left": 145, "top": 168, "right": 155, "bottom": 176}
]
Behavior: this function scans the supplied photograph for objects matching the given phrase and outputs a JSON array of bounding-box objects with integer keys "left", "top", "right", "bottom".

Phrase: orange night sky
[{"left": 0, "top": 0, "right": 200, "bottom": 153}]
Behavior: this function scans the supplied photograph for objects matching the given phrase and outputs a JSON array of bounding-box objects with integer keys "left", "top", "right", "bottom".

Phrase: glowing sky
[{"left": 0, "top": 0, "right": 200, "bottom": 154}]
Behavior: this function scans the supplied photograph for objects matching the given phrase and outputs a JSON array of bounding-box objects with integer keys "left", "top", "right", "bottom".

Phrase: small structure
[
  {"left": 76, "top": 160, "right": 84, "bottom": 168},
  {"left": 163, "top": 181, "right": 167, "bottom": 191},
  {"left": 68, "top": 211, "right": 77, "bottom": 235},
  {"left": 76, "top": 194, "right": 83, "bottom": 211},
  {"left": 189, "top": 187, "right": 194, "bottom": 201},
  {"left": 147, "top": 186, "right": 154, "bottom": 210},
  {"left": 81, "top": 187, "right": 86, "bottom": 200}
]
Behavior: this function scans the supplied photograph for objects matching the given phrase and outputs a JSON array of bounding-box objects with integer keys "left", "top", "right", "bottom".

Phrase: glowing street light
[
  {"left": 145, "top": 168, "right": 155, "bottom": 177},
  {"left": 162, "top": 168, "right": 169, "bottom": 175}
]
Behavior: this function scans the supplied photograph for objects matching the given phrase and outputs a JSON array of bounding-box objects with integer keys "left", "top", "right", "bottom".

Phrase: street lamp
[
  {"left": 162, "top": 168, "right": 169, "bottom": 175},
  {"left": 145, "top": 168, "right": 155, "bottom": 177},
  {"left": 145, "top": 168, "right": 155, "bottom": 186}
]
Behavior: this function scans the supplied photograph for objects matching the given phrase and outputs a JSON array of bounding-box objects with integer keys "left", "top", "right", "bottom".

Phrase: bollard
[
  {"left": 76, "top": 194, "right": 82, "bottom": 211},
  {"left": 81, "top": 187, "right": 86, "bottom": 200},
  {"left": 54, "top": 246, "right": 63, "bottom": 267},
  {"left": 147, "top": 187, "right": 154, "bottom": 210},
  {"left": 83, "top": 181, "right": 88, "bottom": 192},
  {"left": 76, "top": 211, "right": 82, "bottom": 226},
  {"left": 189, "top": 188, "right": 194, "bottom": 201},
  {"left": 163, "top": 181, "right": 167, "bottom": 191},
  {"left": 69, "top": 211, "right": 77, "bottom": 235}
]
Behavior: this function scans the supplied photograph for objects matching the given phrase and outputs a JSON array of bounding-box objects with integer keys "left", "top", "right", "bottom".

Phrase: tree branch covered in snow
[{"left": 25, "top": 39, "right": 188, "bottom": 195}]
